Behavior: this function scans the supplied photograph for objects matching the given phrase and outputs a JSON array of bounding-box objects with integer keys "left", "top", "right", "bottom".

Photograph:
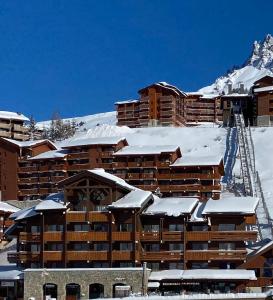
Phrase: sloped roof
[
  {"left": 0, "top": 111, "right": 29, "bottom": 121},
  {"left": 144, "top": 196, "right": 198, "bottom": 216},
  {"left": 0, "top": 201, "right": 20, "bottom": 213},
  {"left": 109, "top": 189, "right": 152, "bottom": 209},
  {"left": 29, "top": 149, "right": 68, "bottom": 160},
  {"left": 171, "top": 153, "right": 223, "bottom": 167},
  {"left": 114, "top": 145, "right": 181, "bottom": 156},
  {"left": 1, "top": 138, "right": 57, "bottom": 150},
  {"left": 138, "top": 82, "right": 187, "bottom": 97},
  {"left": 61, "top": 136, "right": 127, "bottom": 148}
]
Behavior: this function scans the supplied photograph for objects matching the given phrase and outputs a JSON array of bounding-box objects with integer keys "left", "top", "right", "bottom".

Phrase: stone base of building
[{"left": 24, "top": 267, "right": 150, "bottom": 300}]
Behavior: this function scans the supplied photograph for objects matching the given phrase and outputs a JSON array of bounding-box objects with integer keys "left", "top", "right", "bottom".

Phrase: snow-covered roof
[
  {"left": 109, "top": 189, "right": 152, "bottom": 209},
  {"left": 0, "top": 111, "right": 29, "bottom": 121},
  {"left": 115, "top": 99, "right": 139, "bottom": 105},
  {"left": 139, "top": 82, "right": 187, "bottom": 97},
  {"left": 29, "top": 149, "right": 68, "bottom": 160},
  {"left": 254, "top": 85, "right": 273, "bottom": 93},
  {"left": 171, "top": 153, "right": 223, "bottom": 167},
  {"left": 114, "top": 145, "right": 180, "bottom": 156},
  {"left": 149, "top": 269, "right": 256, "bottom": 281},
  {"left": 203, "top": 195, "right": 259, "bottom": 215},
  {"left": 14, "top": 206, "right": 39, "bottom": 221},
  {"left": 144, "top": 196, "right": 198, "bottom": 216},
  {"left": 35, "top": 199, "right": 66, "bottom": 211},
  {"left": 61, "top": 136, "right": 126, "bottom": 148},
  {"left": 1, "top": 138, "right": 56, "bottom": 149},
  {"left": 200, "top": 94, "right": 220, "bottom": 99},
  {"left": 182, "top": 269, "right": 256, "bottom": 280},
  {"left": 0, "top": 265, "right": 23, "bottom": 280},
  {"left": 0, "top": 201, "right": 19, "bottom": 213},
  {"left": 86, "top": 169, "right": 134, "bottom": 191}
]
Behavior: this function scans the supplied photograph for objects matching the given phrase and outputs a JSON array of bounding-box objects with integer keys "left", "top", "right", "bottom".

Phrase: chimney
[
  {"left": 239, "top": 83, "right": 244, "bottom": 94},
  {"left": 227, "top": 83, "right": 232, "bottom": 94}
]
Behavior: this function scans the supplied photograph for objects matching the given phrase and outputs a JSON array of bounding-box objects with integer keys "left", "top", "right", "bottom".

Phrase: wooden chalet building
[
  {"left": 252, "top": 75, "right": 273, "bottom": 126},
  {"left": 0, "top": 135, "right": 224, "bottom": 202},
  {"left": 116, "top": 82, "right": 187, "bottom": 128},
  {"left": 0, "top": 201, "right": 19, "bottom": 243},
  {"left": 0, "top": 111, "right": 29, "bottom": 141},
  {"left": 7, "top": 170, "right": 258, "bottom": 273}
]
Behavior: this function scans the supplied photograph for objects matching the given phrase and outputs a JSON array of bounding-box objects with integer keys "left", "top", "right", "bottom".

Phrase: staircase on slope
[{"left": 234, "top": 113, "right": 273, "bottom": 240}]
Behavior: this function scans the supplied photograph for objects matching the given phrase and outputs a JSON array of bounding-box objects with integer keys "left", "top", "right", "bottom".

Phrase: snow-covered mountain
[{"left": 199, "top": 34, "right": 273, "bottom": 94}]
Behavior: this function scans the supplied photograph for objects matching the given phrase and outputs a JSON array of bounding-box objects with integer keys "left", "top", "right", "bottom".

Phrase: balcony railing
[
  {"left": 8, "top": 251, "right": 40, "bottom": 263},
  {"left": 162, "top": 231, "right": 184, "bottom": 241},
  {"left": 44, "top": 231, "right": 63, "bottom": 242},
  {"left": 140, "top": 232, "right": 160, "bottom": 241},
  {"left": 67, "top": 163, "right": 90, "bottom": 171},
  {"left": 67, "top": 152, "right": 89, "bottom": 160},
  {"left": 112, "top": 232, "right": 135, "bottom": 241},
  {"left": 66, "top": 251, "right": 108, "bottom": 261},
  {"left": 141, "top": 251, "right": 183, "bottom": 261},
  {"left": 186, "top": 231, "right": 257, "bottom": 242},
  {"left": 66, "top": 231, "right": 109, "bottom": 242},
  {"left": 43, "top": 251, "right": 63, "bottom": 261},
  {"left": 185, "top": 250, "right": 247, "bottom": 261},
  {"left": 112, "top": 251, "right": 134, "bottom": 260}
]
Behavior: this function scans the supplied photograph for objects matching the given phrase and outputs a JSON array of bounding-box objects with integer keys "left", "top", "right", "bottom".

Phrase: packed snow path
[
  {"left": 234, "top": 114, "right": 273, "bottom": 240},
  {"left": 222, "top": 127, "right": 238, "bottom": 188}
]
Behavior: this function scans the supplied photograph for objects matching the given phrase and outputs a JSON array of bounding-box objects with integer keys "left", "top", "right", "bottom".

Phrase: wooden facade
[
  {"left": 7, "top": 170, "right": 257, "bottom": 275},
  {"left": 0, "top": 112, "right": 29, "bottom": 141}
]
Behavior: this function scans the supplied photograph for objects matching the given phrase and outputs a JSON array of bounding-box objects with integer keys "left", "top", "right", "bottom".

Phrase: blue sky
[{"left": 0, "top": 0, "right": 272, "bottom": 121}]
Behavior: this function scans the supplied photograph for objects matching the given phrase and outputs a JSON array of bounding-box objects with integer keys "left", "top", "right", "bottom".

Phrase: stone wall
[{"left": 24, "top": 267, "right": 150, "bottom": 300}]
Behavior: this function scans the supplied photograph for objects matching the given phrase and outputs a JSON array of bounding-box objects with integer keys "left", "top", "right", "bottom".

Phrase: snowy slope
[
  {"left": 251, "top": 127, "right": 273, "bottom": 219},
  {"left": 60, "top": 124, "right": 227, "bottom": 163},
  {"left": 36, "top": 111, "right": 116, "bottom": 131},
  {"left": 199, "top": 34, "right": 273, "bottom": 94}
]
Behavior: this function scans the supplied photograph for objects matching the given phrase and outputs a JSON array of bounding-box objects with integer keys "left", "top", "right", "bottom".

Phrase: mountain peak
[
  {"left": 245, "top": 33, "right": 273, "bottom": 69},
  {"left": 199, "top": 34, "right": 273, "bottom": 94}
]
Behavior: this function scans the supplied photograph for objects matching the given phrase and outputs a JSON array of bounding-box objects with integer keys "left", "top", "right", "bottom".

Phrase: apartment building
[
  {"left": 0, "top": 111, "right": 29, "bottom": 141},
  {"left": 5, "top": 169, "right": 259, "bottom": 297},
  {"left": 116, "top": 82, "right": 186, "bottom": 128},
  {"left": 252, "top": 75, "right": 273, "bottom": 126},
  {"left": 185, "top": 93, "right": 223, "bottom": 124},
  {"left": 0, "top": 135, "right": 223, "bottom": 201}
]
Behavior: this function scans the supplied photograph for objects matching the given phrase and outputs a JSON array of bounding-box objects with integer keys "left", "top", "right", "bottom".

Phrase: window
[
  {"left": 192, "top": 243, "right": 208, "bottom": 251},
  {"left": 118, "top": 223, "right": 133, "bottom": 232},
  {"left": 119, "top": 262, "right": 134, "bottom": 267},
  {"left": 91, "top": 190, "right": 107, "bottom": 202},
  {"left": 169, "top": 262, "right": 183, "bottom": 269},
  {"left": 92, "top": 223, "right": 109, "bottom": 232},
  {"left": 192, "top": 225, "right": 208, "bottom": 231},
  {"left": 31, "top": 225, "right": 40, "bottom": 233},
  {"left": 74, "top": 224, "right": 90, "bottom": 232},
  {"left": 47, "top": 224, "right": 63, "bottom": 232},
  {"left": 169, "top": 224, "right": 183, "bottom": 231},
  {"left": 219, "top": 243, "right": 235, "bottom": 251},
  {"left": 94, "top": 205, "right": 107, "bottom": 212},
  {"left": 93, "top": 243, "right": 109, "bottom": 251},
  {"left": 144, "top": 244, "right": 160, "bottom": 252},
  {"left": 147, "top": 262, "right": 160, "bottom": 271},
  {"left": 93, "top": 262, "right": 109, "bottom": 268},
  {"left": 31, "top": 244, "right": 40, "bottom": 252},
  {"left": 119, "top": 243, "right": 133, "bottom": 251},
  {"left": 169, "top": 243, "right": 183, "bottom": 251},
  {"left": 73, "top": 243, "right": 90, "bottom": 251},
  {"left": 191, "top": 262, "right": 208, "bottom": 269},
  {"left": 46, "top": 243, "right": 63, "bottom": 251},
  {"left": 218, "top": 224, "right": 235, "bottom": 231},
  {"left": 143, "top": 224, "right": 159, "bottom": 232}
]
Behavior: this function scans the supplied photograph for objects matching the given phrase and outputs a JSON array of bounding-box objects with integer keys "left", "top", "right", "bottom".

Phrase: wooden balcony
[
  {"left": 112, "top": 232, "right": 135, "bottom": 241},
  {"left": 115, "top": 173, "right": 126, "bottom": 179},
  {"left": 19, "top": 232, "right": 40, "bottom": 243},
  {"left": 18, "top": 166, "right": 38, "bottom": 173},
  {"left": 43, "top": 251, "right": 63, "bottom": 261},
  {"left": 186, "top": 231, "right": 257, "bottom": 242},
  {"left": 185, "top": 250, "right": 247, "bottom": 261},
  {"left": 39, "top": 176, "right": 50, "bottom": 183},
  {"left": 4, "top": 219, "right": 13, "bottom": 227},
  {"left": 162, "top": 231, "right": 184, "bottom": 241},
  {"left": 53, "top": 164, "right": 66, "bottom": 171},
  {"left": 39, "top": 165, "right": 50, "bottom": 172},
  {"left": 0, "top": 122, "right": 11, "bottom": 129},
  {"left": 52, "top": 176, "right": 66, "bottom": 183},
  {"left": 18, "top": 188, "right": 39, "bottom": 196},
  {"left": 8, "top": 251, "right": 40, "bottom": 263},
  {"left": 67, "top": 152, "right": 89, "bottom": 160},
  {"left": 66, "top": 211, "right": 110, "bottom": 223},
  {"left": 18, "top": 177, "right": 38, "bottom": 184},
  {"left": 13, "top": 124, "right": 29, "bottom": 132},
  {"left": 44, "top": 231, "right": 63, "bottom": 242},
  {"left": 100, "top": 151, "right": 114, "bottom": 158},
  {"left": 141, "top": 251, "right": 183, "bottom": 261},
  {"left": 67, "top": 163, "right": 90, "bottom": 171},
  {"left": 13, "top": 133, "right": 29, "bottom": 140},
  {"left": 127, "top": 173, "right": 140, "bottom": 179},
  {"left": 142, "top": 161, "right": 155, "bottom": 167},
  {"left": 66, "top": 251, "right": 108, "bottom": 261},
  {"left": 112, "top": 162, "right": 127, "bottom": 168},
  {"left": 66, "top": 231, "right": 109, "bottom": 242},
  {"left": 0, "top": 130, "right": 11, "bottom": 138},
  {"left": 157, "top": 162, "right": 170, "bottom": 168},
  {"left": 157, "top": 173, "right": 171, "bottom": 179},
  {"left": 160, "top": 184, "right": 220, "bottom": 192},
  {"left": 142, "top": 173, "right": 155, "bottom": 179},
  {"left": 171, "top": 173, "right": 215, "bottom": 180},
  {"left": 112, "top": 251, "right": 134, "bottom": 260},
  {"left": 137, "top": 185, "right": 158, "bottom": 191},
  {"left": 140, "top": 232, "right": 160, "bottom": 241},
  {"left": 128, "top": 162, "right": 142, "bottom": 168}
]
